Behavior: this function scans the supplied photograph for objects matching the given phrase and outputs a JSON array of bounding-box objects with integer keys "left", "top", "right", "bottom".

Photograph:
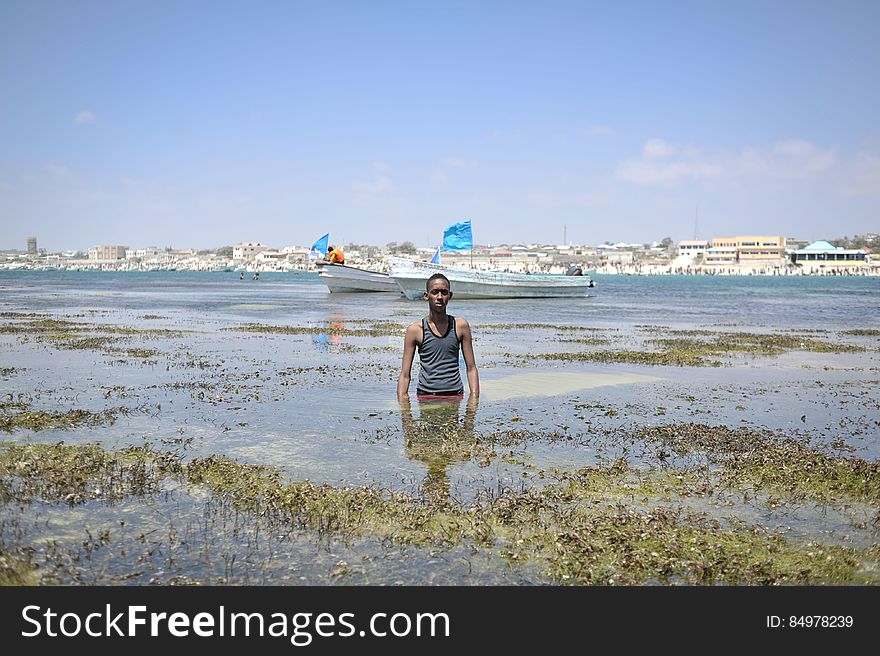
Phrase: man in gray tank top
[{"left": 397, "top": 273, "right": 480, "bottom": 400}]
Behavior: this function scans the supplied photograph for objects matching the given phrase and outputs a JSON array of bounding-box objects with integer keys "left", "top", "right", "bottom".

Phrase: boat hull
[
  {"left": 388, "top": 258, "right": 594, "bottom": 300},
  {"left": 317, "top": 262, "right": 402, "bottom": 293}
]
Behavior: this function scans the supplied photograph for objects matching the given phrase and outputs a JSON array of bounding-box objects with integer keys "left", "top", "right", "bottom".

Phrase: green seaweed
[{"left": 1, "top": 442, "right": 875, "bottom": 585}]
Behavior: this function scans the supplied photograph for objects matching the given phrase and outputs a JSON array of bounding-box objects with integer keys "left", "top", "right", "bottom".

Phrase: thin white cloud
[
  {"left": 617, "top": 159, "right": 722, "bottom": 185},
  {"left": 618, "top": 141, "right": 722, "bottom": 185},
  {"left": 430, "top": 158, "right": 477, "bottom": 186},
  {"left": 643, "top": 138, "right": 677, "bottom": 159},
  {"left": 486, "top": 128, "right": 523, "bottom": 143},
  {"left": 738, "top": 139, "right": 836, "bottom": 180},
  {"left": 617, "top": 137, "right": 838, "bottom": 187},
  {"left": 74, "top": 111, "right": 96, "bottom": 125}
]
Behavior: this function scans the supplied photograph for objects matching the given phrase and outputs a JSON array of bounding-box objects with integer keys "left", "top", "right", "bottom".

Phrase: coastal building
[
  {"left": 88, "top": 245, "right": 128, "bottom": 260},
  {"left": 790, "top": 241, "right": 869, "bottom": 271},
  {"left": 279, "top": 246, "right": 312, "bottom": 269},
  {"left": 734, "top": 236, "right": 787, "bottom": 263},
  {"left": 704, "top": 246, "right": 737, "bottom": 265},
  {"left": 254, "top": 250, "right": 287, "bottom": 266},
  {"left": 677, "top": 240, "right": 708, "bottom": 258},
  {"left": 707, "top": 235, "right": 787, "bottom": 265},
  {"left": 27, "top": 237, "right": 37, "bottom": 255},
  {"left": 135, "top": 247, "right": 163, "bottom": 259},
  {"left": 233, "top": 242, "right": 270, "bottom": 261}
]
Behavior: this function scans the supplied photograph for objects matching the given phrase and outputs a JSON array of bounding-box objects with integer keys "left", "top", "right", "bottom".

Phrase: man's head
[
  {"left": 425, "top": 273, "right": 450, "bottom": 291},
  {"left": 327, "top": 246, "right": 334, "bottom": 253},
  {"left": 424, "top": 273, "right": 452, "bottom": 308}
]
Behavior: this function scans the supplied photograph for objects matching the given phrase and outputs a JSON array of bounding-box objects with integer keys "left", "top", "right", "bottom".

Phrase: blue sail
[
  {"left": 311, "top": 233, "right": 329, "bottom": 255},
  {"left": 430, "top": 248, "right": 441, "bottom": 264},
  {"left": 442, "top": 220, "right": 472, "bottom": 251}
]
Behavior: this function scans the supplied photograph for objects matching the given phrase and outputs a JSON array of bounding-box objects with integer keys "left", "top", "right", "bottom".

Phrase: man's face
[{"left": 424, "top": 279, "right": 452, "bottom": 310}]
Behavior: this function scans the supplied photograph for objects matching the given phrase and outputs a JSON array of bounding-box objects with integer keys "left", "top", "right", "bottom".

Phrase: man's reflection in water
[{"left": 399, "top": 395, "right": 478, "bottom": 504}]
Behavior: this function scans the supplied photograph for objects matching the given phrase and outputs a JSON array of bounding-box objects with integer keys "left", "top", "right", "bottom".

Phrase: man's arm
[
  {"left": 397, "top": 323, "right": 420, "bottom": 400},
  {"left": 457, "top": 318, "right": 480, "bottom": 398}
]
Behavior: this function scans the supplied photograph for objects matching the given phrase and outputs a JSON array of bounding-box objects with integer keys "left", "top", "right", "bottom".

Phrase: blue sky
[{"left": 1, "top": 0, "right": 878, "bottom": 251}]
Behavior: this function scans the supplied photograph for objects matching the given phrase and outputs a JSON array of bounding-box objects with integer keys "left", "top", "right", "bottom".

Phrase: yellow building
[
  {"left": 709, "top": 236, "right": 786, "bottom": 264},
  {"left": 704, "top": 246, "right": 736, "bottom": 265}
]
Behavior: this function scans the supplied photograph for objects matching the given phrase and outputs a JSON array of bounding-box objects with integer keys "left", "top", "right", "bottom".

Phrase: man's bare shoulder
[{"left": 455, "top": 316, "right": 473, "bottom": 333}]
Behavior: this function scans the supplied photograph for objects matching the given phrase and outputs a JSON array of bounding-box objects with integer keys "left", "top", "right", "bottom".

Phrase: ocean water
[
  {"left": 1, "top": 270, "right": 878, "bottom": 583},
  {"left": 2, "top": 269, "right": 877, "bottom": 327},
  {"left": 2, "top": 271, "right": 878, "bottom": 468}
]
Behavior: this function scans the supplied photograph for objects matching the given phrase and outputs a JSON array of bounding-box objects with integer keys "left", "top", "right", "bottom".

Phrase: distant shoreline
[{"left": 0, "top": 264, "right": 877, "bottom": 277}]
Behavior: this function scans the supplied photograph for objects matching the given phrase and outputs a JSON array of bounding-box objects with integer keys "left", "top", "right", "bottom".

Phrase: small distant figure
[
  {"left": 239, "top": 272, "right": 244, "bottom": 280},
  {"left": 326, "top": 245, "right": 345, "bottom": 264},
  {"left": 253, "top": 272, "right": 260, "bottom": 281}
]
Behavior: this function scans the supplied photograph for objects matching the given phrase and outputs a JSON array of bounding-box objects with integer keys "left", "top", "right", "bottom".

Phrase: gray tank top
[{"left": 417, "top": 315, "right": 463, "bottom": 394}]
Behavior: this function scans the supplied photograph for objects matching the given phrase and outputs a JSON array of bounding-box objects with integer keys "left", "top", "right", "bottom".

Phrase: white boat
[
  {"left": 388, "top": 257, "right": 595, "bottom": 300},
  {"left": 315, "top": 261, "right": 402, "bottom": 293}
]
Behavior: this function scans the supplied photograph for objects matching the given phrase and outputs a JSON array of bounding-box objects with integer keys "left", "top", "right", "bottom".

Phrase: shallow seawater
[{"left": 1, "top": 270, "right": 879, "bottom": 584}]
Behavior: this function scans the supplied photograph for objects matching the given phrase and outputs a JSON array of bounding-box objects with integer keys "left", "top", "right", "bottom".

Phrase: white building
[
  {"left": 790, "top": 241, "right": 869, "bottom": 270},
  {"left": 233, "top": 242, "right": 270, "bottom": 260},
  {"left": 254, "top": 250, "right": 287, "bottom": 265},
  {"left": 677, "top": 240, "right": 709, "bottom": 258},
  {"left": 88, "top": 245, "right": 128, "bottom": 260}
]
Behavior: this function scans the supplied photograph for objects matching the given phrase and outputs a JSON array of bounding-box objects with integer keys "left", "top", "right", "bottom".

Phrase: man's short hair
[{"left": 426, "top": 272, "right": 451, "bottom": 291}]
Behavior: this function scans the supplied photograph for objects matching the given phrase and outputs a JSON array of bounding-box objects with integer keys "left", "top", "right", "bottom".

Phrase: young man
[
  {"left": 326, "top": 245, "right": 345, "bottom": 264},
  {"left": 397, "top": 273, "right": 479, "bottom": 400}
]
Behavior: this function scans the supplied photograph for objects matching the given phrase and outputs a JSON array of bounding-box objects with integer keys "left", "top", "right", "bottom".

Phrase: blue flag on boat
[
  {"left": 310, "top": 233, "right": 329, "bottom": 256},
  {"left": 442, "top": 220, "right": 472, "bottom": 251},
  {"left": 430, "top": 247, "right": 441, "bottom": 264}
]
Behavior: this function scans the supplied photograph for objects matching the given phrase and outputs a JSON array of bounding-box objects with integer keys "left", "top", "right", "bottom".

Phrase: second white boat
[
  {"left": 388, "top": 257, "right": 595, "bottom": 300},
  {"left": 316, "top": 262, "right": 402, "bottom": 293}
]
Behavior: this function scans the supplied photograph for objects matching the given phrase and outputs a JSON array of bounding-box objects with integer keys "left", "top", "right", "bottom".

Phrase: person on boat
[
  {"left": 326, "top": 245, "right": 345, "bottom": 264},
  {"left": 397, "top": 273, "right": 479, "bottom": 401}
]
